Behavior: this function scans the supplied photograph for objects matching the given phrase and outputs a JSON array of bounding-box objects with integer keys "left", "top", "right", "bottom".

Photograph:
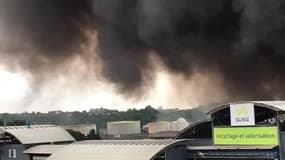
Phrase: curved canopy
[
  {"left": 47, "top": 140, "right": 187, "bottom": 160},
  {"left": 207, "top": 101, "right": 285, "bottom": 115},
  {"left": 0, "top": 125, "right": 75, "bottom": 145},
  {"left": 175, "top": 119, "right": 212, "bottom": 139}
]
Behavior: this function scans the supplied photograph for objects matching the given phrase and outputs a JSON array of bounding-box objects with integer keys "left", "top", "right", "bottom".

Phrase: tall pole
[{"left": 3, "top": 113, "right": 7, "bottom": 127}]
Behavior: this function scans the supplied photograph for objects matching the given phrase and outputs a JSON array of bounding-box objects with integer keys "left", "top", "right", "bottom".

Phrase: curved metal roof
[
  {"left": 174, "top": 118, "right": 212, "bottom": 139},
  {"left": 207, "top": 101, "right": 285, "bottom": 115},
  {"left": 47, "top": 140, "right": 187, "bottom": 160},
  {"left": 0, "top": 125, "right": 75, "bottom": 145},
  {"left": 24, "top": 145, "right": 66, "bottom": 155}
]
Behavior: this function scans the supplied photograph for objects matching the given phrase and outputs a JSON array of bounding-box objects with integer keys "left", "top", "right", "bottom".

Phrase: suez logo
[{"left": 230, "top": 103, "right": 255, "bottom": 126}]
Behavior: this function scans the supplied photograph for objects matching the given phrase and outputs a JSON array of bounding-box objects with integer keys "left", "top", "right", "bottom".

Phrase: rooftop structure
[
  {"left": 47, "top": 140, "right": 188, "bottom": 160},
  {"left": 0, "top": 125, "right": 75, "bottom": 145},
  {"left": 0, "top": 125, "right": 74, "bottom": 160}
]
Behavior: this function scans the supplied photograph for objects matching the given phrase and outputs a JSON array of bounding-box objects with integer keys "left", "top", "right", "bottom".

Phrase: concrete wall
[{"left": 0, "top": 144, "right": 29, "bottom": 160}]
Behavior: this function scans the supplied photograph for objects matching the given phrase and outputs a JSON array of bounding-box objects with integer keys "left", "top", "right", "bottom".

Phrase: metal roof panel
[
  {"left": 47, "top": 140, "right": 187, "bottom": 160},
  {"left": 0, "top": 125, "right": 75, "bottom": 145}
]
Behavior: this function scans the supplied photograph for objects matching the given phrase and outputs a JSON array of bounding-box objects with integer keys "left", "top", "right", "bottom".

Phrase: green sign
[{"left": 214, "top": 126, "right": 278, "bottom": 145}]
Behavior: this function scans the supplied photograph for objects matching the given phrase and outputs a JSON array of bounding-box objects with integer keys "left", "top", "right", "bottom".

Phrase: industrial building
[
  {"left": 145, "top": 118, "right": 189, "bottom": 134},
  {"left": 170, "top": 118, "right": 189, "bottom": 132},
  {"left": 0, "top": 125, "right": 75, "bottom": 160},
  {"left": 107, "top": 121, "right": 141, "bottom": 137},
  {"left": 175, "top": 101, "right": 285, "bottom": 160},
  {"left": 145, "top": 118, "right": 189, "bottom": 139},
  {"left": 2, "top": 101, "right": 285, "bottom": 160},
  {"left": 45, "top": 101, "right": 285, "bottom": 160},
  {"left": 146, "top": 121, "right": 171, "bottom": 134}
]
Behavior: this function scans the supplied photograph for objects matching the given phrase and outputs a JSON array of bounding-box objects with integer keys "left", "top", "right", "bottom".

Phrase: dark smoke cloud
[
  {"left": 1, "top": 0, "right": 285, "bottom": 101},
  {"left": 0, "top": 0, "right": 92, "bottom": 74}
]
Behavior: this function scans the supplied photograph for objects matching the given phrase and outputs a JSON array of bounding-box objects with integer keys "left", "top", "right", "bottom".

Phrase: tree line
[{"left": 0, "top": 106, "right": 207, "bottom": 129}]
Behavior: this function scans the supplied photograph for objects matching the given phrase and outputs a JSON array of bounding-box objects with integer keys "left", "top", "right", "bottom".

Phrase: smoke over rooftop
[{"left": 0, "top": 0, "right": 285, "bottom": 111}]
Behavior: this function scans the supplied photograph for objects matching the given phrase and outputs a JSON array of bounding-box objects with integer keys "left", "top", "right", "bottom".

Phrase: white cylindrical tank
[
  {"left": 107, "top": 121, "right": 141, "bottom": 136},
  {"left": 170, "top": 117, "right": 189, "bottom": 131},
  {"left": 147, "top": 121, "right": 170, "bottom": 134}
]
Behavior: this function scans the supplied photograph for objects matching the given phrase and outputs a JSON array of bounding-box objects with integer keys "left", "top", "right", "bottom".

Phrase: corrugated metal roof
[
  {"left": 47, "top": 140, "right": 187, "bottom": 160},
  {"left": 24, "top": 145, "right": 66, "bottom": 155},
  {"left": 0, "top": 125, "right": 75, "bottom": 145}
]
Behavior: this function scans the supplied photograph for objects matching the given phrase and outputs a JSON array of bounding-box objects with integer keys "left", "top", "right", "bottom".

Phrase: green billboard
[{"left": 214, "top": 126, "right": 278, "bottom": 145}]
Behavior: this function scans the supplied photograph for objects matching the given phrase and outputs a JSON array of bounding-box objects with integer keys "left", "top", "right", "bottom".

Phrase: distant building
[
  {"left": 169, "top": 118, "right": 189, "bottom": 132},
  {"left": 47, "top": 111, "right": 63, "bottom": 115},
  {"left": 0, "top": 125, "right": 75, "bottom": 160},
  {"left": 88, "top": 108, "right": 118, "bottom": 116},
  {"left": 146, "top": 121, "right": 170, "bottom": 134},
  {"left": 145, "top": 118, "right": 189, "bottom": 135},
  {"left": 145, "top": 118, "right": 189, "bottom": 139},
  {"left": 107, "top": 121, "right": 141, "bottom": 137},
  {"left": 62, "top": 124, "right": 96, "bottom": 136}
]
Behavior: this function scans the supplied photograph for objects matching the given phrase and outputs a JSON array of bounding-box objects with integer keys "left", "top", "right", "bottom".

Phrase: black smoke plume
[{"left": 1, "top": 0, "right": 285, "bottom": 101}]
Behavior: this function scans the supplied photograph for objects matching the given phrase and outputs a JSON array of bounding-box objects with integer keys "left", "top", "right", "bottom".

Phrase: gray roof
[
  {"left": 24, "top": 145, "right": 66, "bottom": 155},
  {"left": 0, "top": 125, "right": 75, "bottom": 145},
  {"left": 207, "top": 101, "right": 285, "bottom": 114},
  {"left": 47, "top": 140, "right": 187, "bottom": 160}
]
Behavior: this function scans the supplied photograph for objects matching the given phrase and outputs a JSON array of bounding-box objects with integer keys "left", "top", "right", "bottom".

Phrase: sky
[
  {"left": 1, "top": 1, "right": 285, "bottom": 112},
  {"left": 0, "top": 59, "right": 227, "bottom": 113}
]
